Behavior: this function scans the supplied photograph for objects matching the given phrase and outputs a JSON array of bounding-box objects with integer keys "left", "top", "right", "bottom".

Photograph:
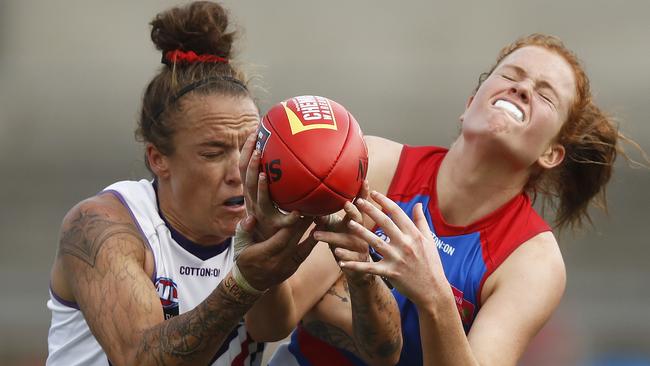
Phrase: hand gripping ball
[{"left": 255, "top": 95, "right": 368, "bottom": 216}]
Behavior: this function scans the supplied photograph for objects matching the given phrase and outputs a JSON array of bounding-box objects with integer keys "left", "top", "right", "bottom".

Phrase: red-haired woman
[{"left": 250, "top": 34, "right": 633, "bottom": 366}]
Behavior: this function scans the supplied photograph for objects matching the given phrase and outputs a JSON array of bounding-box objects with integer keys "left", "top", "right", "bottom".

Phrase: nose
[
  {"left": 224, "top": 150, "right": 243, "bottom": 186},
  {"left": 509, "top": 83, "right": 531, "bottom": 104}
]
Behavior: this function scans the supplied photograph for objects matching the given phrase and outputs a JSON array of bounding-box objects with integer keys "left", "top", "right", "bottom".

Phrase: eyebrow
[{"left": 501, "top": 64, "right": 559, "bottom": 101}]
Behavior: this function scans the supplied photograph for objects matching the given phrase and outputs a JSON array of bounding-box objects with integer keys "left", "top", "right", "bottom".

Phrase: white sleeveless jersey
[{"left": 47, "top": 179, "right": 263, "bottom": 366}]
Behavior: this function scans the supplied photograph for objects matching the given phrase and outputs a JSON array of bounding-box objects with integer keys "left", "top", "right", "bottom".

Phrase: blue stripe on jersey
[
  {"left": 288, "top": 329, "right": 311, "bottom": 366},
  {"left": 386, "top": 195, "right": 488, "bottom": 365}
]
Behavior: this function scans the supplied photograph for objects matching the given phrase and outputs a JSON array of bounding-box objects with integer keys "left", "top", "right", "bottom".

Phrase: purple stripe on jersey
[
  {"left": 151, "top": 180, "right": 231, "bottom": 261},
  {"left": 210, "top": 325, "right": 243, "bottom": 363},
  {"left": 49, "top": 286, "right": 80, "bottom": 310},
  {"left": 162, "top": 219, "right": 231, "bottom": 261},
  {"left": 249, "top": 342, "right": 264, "bottom": 365},
  {"left": 102, "top": 189, "right": 158, "bottom": 283}
]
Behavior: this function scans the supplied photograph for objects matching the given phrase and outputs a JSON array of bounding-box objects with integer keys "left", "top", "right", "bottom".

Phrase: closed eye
[
  {"left": 201, "top": 151, "right": 225, "bottom": 160},
  {"left": 538, "top": 92, "right": 555, "bottom": 107}
]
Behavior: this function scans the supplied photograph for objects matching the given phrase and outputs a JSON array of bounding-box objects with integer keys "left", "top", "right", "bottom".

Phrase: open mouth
[
  {"left": 223, "top": 196, "right": 245, "bottom": 207},
  {"left": 493, "top": 99, "right": 524, "bottom": 123}
]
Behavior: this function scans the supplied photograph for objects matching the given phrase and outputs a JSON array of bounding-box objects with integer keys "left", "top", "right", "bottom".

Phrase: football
[{"left": 255, "top": 95, "right": 368, "bottom": 216}]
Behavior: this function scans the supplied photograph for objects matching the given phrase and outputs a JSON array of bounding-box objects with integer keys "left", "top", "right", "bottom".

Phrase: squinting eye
[
  {"left": 201, "top": 151, "right": 224, "bottom": 159},
  {"left": 539, "top": 93, "right": 553, "bottom": 104}
]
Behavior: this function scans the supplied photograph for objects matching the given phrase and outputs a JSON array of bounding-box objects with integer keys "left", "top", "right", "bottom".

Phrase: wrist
[
  {"left": 346, "top": 272, "right": 385, "bottom": 296},
  {"left": 413, "top": 281, "right": 454, "bottom": 314},
  {"left": 220, "top": 271, "right": 264, "bottom": 305},
  {"left": 232, "top": 262, "right": 268, "bottom": 296}
]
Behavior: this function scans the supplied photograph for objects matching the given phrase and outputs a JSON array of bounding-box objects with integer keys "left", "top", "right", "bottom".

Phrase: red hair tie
[{"left": 163, "top": 50, "right": 229, "bottom": 65}]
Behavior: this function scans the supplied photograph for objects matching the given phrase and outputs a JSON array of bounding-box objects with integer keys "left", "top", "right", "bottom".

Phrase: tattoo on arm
[
  {"left": 59, "top": 209, "right": 143, "bottom": 267},
  {"left": 60, "top": 205, "right": 262, "bottom": 365},
  {"left": 349, "top": 276, "right": 402, "bottom": 361},
  {"left": 303, "top": 320, "right": 360, "bottom": 355},
  {"left": 326, "top": 286, "right": 349, "bottom": 303},
  {"left": 137, "top": 273, "right": 260, "bottom": 365}
]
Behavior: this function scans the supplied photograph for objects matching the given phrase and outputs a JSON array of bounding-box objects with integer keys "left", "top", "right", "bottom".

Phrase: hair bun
[{"left": 150, "top": 1, "right": 236, "bottom": 60}]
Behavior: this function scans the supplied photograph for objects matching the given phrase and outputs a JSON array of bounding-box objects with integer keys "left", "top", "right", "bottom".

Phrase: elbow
[
  {"left": 245, "top": 316, "right": 297, "bottom": 342},
  {"left": 365, "top": 338, "right": 403, "bottom": 366}
]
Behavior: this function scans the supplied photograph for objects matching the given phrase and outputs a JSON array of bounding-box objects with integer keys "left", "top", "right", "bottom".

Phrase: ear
[
  {"left": 146, "top": 143, "right": 170, "bottom": 179},
  {"left": 459, "top": 95, "right": 475, "bottom": 124},
  {"left": 537, "top": 143, "right": 565, "bottom": 169}
]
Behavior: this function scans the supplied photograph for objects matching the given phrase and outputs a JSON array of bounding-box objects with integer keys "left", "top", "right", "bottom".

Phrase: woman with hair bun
[{"left": 46, "top": 2, "right": 321, "bottom": 365}]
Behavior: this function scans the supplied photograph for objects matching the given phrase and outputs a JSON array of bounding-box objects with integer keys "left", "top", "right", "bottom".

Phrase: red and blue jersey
[{"left": 270, "top": 145, "right": 550, "bottom": 366}]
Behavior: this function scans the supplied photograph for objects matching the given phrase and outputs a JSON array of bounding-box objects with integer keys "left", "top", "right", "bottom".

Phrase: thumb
[
  {"left": 263, "top": 227, "right": 297, "bottom": 256},
  {"left": 233, "top": 216, "right": 256, "bottom": 260},
  {"left": 315, "top": 214, "right": 341, "bottom": 231},
  {"left": 240, "top": 215, "right": 256, "bottom": 232},
  {"left": 292, "top": 229, "right": 320, "bottom": 265}
]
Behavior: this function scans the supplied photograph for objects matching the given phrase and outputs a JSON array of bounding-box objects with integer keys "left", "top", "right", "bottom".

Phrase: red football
[{"left": 255, "top": 95, "right": 368, "bottom": 216}]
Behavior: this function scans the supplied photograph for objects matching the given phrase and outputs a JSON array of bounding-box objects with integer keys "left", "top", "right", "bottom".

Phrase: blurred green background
[{"left": 1, "top": 1, "right": 649, "bottom": 365}]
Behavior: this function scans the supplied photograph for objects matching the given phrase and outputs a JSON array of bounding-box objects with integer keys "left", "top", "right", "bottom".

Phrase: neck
[
  {"left": 156, "top": 181, "right": 227, "bottom": 246},
  {"left": 437, "top": 137, "right": 530, "bottom": 226}
]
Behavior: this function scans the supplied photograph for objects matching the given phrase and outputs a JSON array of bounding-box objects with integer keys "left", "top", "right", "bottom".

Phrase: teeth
[{"left": 494, "top": 100, "right": 524, "bottom": 122}]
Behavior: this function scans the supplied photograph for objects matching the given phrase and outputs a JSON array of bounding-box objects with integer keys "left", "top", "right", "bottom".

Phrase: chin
[{"left": 223, "top": 217, "right": 242, "bottom": 236}]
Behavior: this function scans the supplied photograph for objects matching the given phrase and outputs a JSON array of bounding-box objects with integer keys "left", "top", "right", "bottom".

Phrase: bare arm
[
  {"left": 340, "top": 193, "right": 566, "bottom": 366},
  {"left": 58, "top": 196, "right": 305, "bottom": 366},
  {"left": 245, "top": 240, "right": 341, "bottom": 341},
  {"left": 303, "top": 200, "right": 403, "bottom": 366},
  {"left": 302, "top": 272, "right": 401, "bottom": 366}
]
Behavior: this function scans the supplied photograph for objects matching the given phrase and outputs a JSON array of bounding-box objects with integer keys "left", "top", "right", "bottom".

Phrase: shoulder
[
  {"left": 468, "top": 231, "right": 566, "bottom": 364},
  {"left": 365, "top": 136, "right": 403, "bottom": 195},
  {"left": 365, "top": 135, "right": 403, "bottom": 155},
  {"left": 482, "top": 231, "right": 565, "bottom": 305},
  {"left": 58, "top": 192, "right": 146, "bottom": 268}
]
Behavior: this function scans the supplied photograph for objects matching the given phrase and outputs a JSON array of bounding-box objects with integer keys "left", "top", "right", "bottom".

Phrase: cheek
[{"left": 526, "top": 110, "right": 564, "bottom": 147}]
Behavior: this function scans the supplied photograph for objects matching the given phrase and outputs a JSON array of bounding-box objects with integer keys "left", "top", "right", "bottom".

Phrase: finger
[
  {"left": 262, "top": 227, "right": 297, "bottom": 255},
  {"left": 412, "top": 203, "right": 431, "bottom": 236},
  {"left": 256, "top": 171, "right": 277, "bottom": 215},
  {"left": 356, "top": 179, "right": 370, "bottom": 201},
  {"left": 315, "top": 214, "right": 341, "bottom": 231},
  {"left": 270, "top": 215, "right": 312, "bottom": 252},
  {"left": 239, "top": 132, "right": 257, "bottom": 183},
  {"left": 339, "top": 260, "right": 389, "bottom": 278},
  {"left": 346, "top": 220, "right": 396, "bottom": 259},
  {"left": 273, "top": 210, "right": 302, "bottom": 229},
  {"left": 355, "top": 197, "right": 403, "bottom": 242},
  {"left": 288, "top": 216, "right": 314, "bottom": 243},
  {"left": 291, "top": 230, "right": 320, "bottom": 265},
  {"left": 369, "top": 191, "right": 419, "bottom": 237},
  {"left": 333, "top": 247, "right": 368, "bottom": 262},
  {"left": 343, "top": 201, "right": 363, "bottom": 225},
  {"left": 313, "top": 230, "right": 367, "bottom": 253},
  {"left": 244, "top": 150, "right": 262, "bottom": 209}
]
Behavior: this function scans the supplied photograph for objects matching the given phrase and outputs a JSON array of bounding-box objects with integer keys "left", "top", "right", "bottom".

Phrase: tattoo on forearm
[
  {"left": 349, "top": 276, "right": 402, "bottom": 360},
  {"left": 59, "top": 209, "right": 142, "bottom": 267},
  {"left": 137, "top": 272, "right": 260, "bottom": 364},
  {"left": 326, "top": 287, "right": 349, "bottom": 303},
  {"left": 303, "top": 320, "right": 360, "bottom": 355}
]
